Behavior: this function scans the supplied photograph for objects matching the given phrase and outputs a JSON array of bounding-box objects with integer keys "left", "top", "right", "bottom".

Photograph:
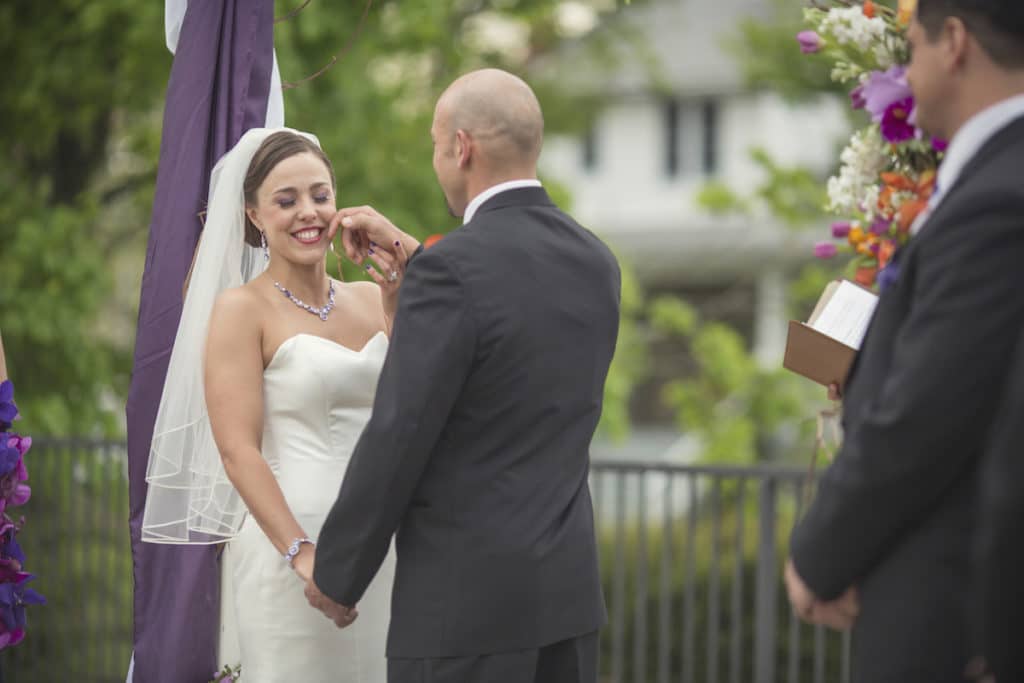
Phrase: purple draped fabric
[{"left": 126, "top": 2, "right": 274, "bottom": 680}]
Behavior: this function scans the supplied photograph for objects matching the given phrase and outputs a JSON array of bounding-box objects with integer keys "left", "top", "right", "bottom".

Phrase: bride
[{"left": 141, "top": 128, "right": 408, "bottom": 682}]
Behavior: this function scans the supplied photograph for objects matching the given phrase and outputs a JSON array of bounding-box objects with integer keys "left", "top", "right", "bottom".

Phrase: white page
[{"left": 809, "top": 281, "right": 879, "bottom": 349}]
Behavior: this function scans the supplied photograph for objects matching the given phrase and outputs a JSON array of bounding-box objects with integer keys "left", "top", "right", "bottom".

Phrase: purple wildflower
[
  {"left": 850, "top": 84, "right": 866, "bottom": 110},
  {"left": 881, "top": 97, "right": 916, "bottom": 143},
  {"left": 0, "top": 382, "right": 16, "bottom": 428},
  {"left": 797, "top": 31, "right": 824, "bottom": 54},
  {"left": 0, "top": 573, "right": 45, "bottom": 650},
  {"left": 870, "top": 217, "right": 892, "bottom": 236},
  {"left": 814, "top": 242, "right": 838, "bottom": 259},
  {"left": 878, "top": 261, "right": 900, "bottom": 292},
  {"left": 831, "top": 221, "right": 852, "bottom": 238},
  {"left": 862, "top": 67, "right": 912, "bottom": 124},
  {"left": 0, "top": 439, "right": 19, "bottom": 478},
  {"left": 931, "top": 137, "right": 949, "bottom": 152}
]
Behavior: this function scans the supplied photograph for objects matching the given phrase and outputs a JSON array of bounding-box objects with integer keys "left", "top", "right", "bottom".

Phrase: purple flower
[
  {"left": 814, "top": 242, "right": 838, "bottom": 259},
  {"left": 831, "top": 221, "right": 852, "bottom": 238},
  {"left": 0, "top": 572, "right": 45, "bottom": 650},
  {"left": 870, "top": 217, "right": 892, "bottom": 235},
  {"left": 881, "top": 97, "right": 916, "bottom": 143},
  {"left": 0, "top": 528, "right": 24, "bottom": 570},
  {"left": 797, "top": 30, "right": 824, "bottom": 54},
  {"left": 850, "top": 84, "right": 866, "bottom": 110},
  {"left": 0, "top": 439, "right": 19, "bottom": 479},
  {"left": 878, "top": 261, "right": 901, "bottom": 292},
  {"left": 931, "top": 137, "right": 949, "bottom": 152},
  {"left": 0, "top": 382, "right": 16, "bottom": 428},
  {"left": 862, "top": 67, "right": 912, "bottom": 124}
]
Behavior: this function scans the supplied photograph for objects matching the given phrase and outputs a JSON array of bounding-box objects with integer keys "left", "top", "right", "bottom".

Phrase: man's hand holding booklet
[{"left": 783, "top": 280, "right": 879, "bottom": 388}]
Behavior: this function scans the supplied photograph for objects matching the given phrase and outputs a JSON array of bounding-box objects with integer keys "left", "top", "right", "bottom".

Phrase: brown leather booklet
[{"left": 783, "top": 280, "right": 878, "bottom": 388}]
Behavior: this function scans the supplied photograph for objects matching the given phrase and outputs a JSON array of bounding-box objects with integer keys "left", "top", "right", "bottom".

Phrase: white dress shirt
[
  {"left": 463, "top": 179, "right": 543, "bottom": 224},
  {"left": 912, "top": 94, "right": 1024, "bottom": 235}
]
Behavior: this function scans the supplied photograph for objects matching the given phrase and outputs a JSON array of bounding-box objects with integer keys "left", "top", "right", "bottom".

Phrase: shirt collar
[
  {"left": 463, "top": 179, "right": 542, "bottom": 224},
  {"left": 936, "top": 94, "right": 1024, "bottom": 204}
]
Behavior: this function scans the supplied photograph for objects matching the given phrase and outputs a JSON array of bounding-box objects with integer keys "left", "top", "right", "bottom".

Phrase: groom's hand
[
  {"left": 330, "top": 206, "right": 420, "bottom": 266},
  {"left": 304, "top": 580, "right": 359, "bottom": 629}
]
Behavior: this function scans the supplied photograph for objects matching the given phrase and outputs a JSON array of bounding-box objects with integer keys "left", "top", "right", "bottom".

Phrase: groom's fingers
[{"left": 339, "top": 212, "right": 383, "bottom": 264}]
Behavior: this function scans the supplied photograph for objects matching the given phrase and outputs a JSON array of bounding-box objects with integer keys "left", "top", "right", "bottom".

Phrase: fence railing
[
  {"left": 1, "top": 441, "right": 850, "bottom": 682},
  {"left": 589, "top": 460, "right": 851, "bottom": 683}
]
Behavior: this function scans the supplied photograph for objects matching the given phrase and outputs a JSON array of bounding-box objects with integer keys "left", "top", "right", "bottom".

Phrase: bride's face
[{"left": 248, "top": 152, "right": 336, "bottom": 266}]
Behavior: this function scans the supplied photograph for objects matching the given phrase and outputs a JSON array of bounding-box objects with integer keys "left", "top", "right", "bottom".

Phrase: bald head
[{"left": 436, "top": 69, "right": 544, "bottom": 167}]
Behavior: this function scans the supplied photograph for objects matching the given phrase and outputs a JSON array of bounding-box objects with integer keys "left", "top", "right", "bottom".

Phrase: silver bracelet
[{"left": 283, "top": 537, "right": 314, "bottom": 566}]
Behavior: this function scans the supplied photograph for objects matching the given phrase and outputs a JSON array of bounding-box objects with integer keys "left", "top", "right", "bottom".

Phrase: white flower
[
  {"left": 827, "top": 127, "right": 888, "bottom": 218},
  {"left": 818, "top": 6, "right": 895, "bottom": 70}
]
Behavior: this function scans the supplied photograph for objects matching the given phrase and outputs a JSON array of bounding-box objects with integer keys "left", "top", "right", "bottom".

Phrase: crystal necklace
[{"left": 273, "top": 280, "right": 336, "bottom": 321}]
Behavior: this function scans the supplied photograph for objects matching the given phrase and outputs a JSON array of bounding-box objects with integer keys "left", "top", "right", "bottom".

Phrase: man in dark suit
[
  {"left": 785, "top": 2, "right": 1024, "bottom": 681},
  {"left": 975, "top": 332, "right": 1024, "bottom": 683},
  {"left": 307, "top": 68, "right": 619, "bottom": 683}
]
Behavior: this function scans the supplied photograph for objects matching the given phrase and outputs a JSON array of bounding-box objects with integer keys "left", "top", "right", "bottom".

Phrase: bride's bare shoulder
[
  {"left": 210, "top": 282, "right": 268, "bottom": 332},
  {"left": 341, "top": 279, "right": 382, "bottom": 303}
]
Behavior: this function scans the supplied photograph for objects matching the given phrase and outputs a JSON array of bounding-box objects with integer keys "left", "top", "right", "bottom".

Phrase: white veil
[{"left": 142, "top": 127, "right": 321, "bottom": 544}]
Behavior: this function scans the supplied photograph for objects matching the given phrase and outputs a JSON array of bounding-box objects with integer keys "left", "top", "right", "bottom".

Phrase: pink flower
[
  {"left": 850, "top": 84, "right": 866, "bottom": 110},
  {"left": 814, "top": 242, "right": 838, "bottom": 259},
  {"left": 831, "top": 221, "right": 852, "bottom": 238},
  {"left": 881, "top": 97, "right": 916, "bottom": 143},
  {"left": 870, "top": 217, "right": 892, "bottom": 235},
  {"left": 862, "top": 67, "right": 912, "bottom": 124},
  {"left": 797, "top": 31, "right": 824, "bottom": 54}
]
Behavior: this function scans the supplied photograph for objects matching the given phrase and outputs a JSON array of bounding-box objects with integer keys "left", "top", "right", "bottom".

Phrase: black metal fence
[
  {"left": 1, "top": 441, "right": 850, "bottom": 682},
  {"left": 589, "top": 461, "right": 851, "bottom": 683}
]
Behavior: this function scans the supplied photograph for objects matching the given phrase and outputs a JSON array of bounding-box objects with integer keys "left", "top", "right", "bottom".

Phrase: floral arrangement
[
  {"left": 798, "top": 0, "right": 944, "bottom": 288},
  {"left": 0, "top": 380, "right": 44, "bottom": 649},
  {"left": 209, "top": 664, "right": 242, "bottom": 682}
]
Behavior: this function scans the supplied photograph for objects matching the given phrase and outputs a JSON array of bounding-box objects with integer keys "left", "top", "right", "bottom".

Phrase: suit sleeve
[
  {"left": 791, "top": 192, "right": 1024, "bottom": 599},
  {"left": 313, "top": 247, "right": 475, "bottom": 605},
  {"left": 973, "top": 327, "right": 1024, "bottom": 681}
]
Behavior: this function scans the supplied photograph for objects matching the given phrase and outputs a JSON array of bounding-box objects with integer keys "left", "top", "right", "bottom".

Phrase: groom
[{"left": 307, "top": 69, "right": 619, "bottom": 683}]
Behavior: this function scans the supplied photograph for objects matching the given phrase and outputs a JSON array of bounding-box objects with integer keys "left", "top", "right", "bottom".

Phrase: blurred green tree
[{"left": 0, "top": 0, "right": 649, "bottom": 436}]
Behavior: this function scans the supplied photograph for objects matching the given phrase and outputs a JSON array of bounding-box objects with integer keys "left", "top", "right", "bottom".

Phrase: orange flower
[
  {"left": 897, "top": 0, "right": 917, "bottom": 26},
  {"left": 863, "top": 1, "right": 876, "bottom": 19},
  {"left": 878, "top": 186, "right": 894, "bottom": 213},
  {"left": 878, "top": 240, "right": 896, "bottom": 269},
  {"left": 881, "top": 172, "right": 916, "bottom": 192},
  {"left": 897, "top": 197, "right": 927, "bottom": 232},
  {"left": 848, "top": 226, "right": 867, "bottom": 245},
  {"left": 855, "top": 265, "right": 878, "bottom": 287}
]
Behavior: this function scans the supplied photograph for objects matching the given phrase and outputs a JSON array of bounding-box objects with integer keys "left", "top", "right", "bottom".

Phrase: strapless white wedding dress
[{"left": 218, "top": 331, "right": 394, "bottom": 683}]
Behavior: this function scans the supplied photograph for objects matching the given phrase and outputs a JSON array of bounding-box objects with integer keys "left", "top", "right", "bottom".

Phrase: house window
[
  {"left": 664, "top": 100, "right": 680, "bottom": 177},
  {"left": 702, "top": 99, "right": 719, "bottom": 176}
]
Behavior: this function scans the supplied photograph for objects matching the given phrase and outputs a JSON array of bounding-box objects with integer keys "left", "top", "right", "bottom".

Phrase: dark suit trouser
[{"left": 387, "top": 632, "right": 598, "bottom": 683}]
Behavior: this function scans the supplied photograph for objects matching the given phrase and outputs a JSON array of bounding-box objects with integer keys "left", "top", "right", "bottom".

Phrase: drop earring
[{"left": 261, "top": 231, "right": 269, "bottom": 262}]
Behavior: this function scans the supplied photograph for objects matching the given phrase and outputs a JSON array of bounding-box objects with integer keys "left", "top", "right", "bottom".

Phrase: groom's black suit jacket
[
  {"left": 790, "top": 114, "right": 1024, "bottom": 682},
  {"left": 314, "top": 187, "right": 618, "bottom": 659}
]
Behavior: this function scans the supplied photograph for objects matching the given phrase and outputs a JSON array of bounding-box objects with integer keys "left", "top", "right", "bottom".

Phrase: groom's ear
[{"left": 455, "top": 129, "right": 472, "bottom": 168}]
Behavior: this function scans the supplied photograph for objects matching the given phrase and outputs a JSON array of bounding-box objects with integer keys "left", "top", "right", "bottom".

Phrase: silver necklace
[{"left": 273, "top": 281, "right": 336, "bottom": 321}]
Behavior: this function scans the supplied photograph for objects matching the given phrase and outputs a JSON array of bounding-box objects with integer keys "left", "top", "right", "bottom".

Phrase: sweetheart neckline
[{"left": 265, "top": 331, "right": 388, "bottom": 371}]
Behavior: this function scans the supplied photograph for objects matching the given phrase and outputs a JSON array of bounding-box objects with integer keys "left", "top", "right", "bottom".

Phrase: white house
[{"left": 540, "top": 0, "right": 849, "bottom": 384}]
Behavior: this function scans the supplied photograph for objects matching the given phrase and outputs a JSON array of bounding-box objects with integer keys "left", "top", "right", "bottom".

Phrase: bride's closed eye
[{"left": 277, "top": 194, "right": 330, "bottom": 209}]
